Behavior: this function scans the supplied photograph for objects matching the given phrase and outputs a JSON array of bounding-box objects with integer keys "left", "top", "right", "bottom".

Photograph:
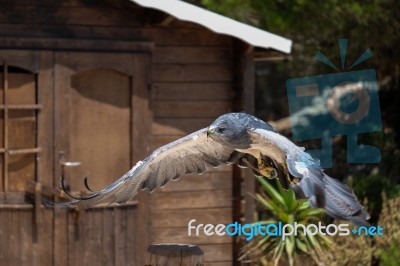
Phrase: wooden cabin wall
[
  {"left": 150, "top": 24, "right": 235, "bottom": 265},
  {"left": 0, "top": 0, "right": 246, "bottom": 265}
]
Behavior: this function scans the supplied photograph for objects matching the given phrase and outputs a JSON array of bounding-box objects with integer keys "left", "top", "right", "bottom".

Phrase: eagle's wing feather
[
  {"left": 239, "top": 127, "right": 370, "bottom": 226},
  {"left": 58, "top": 128, "right": 234, "bottom": 208}
]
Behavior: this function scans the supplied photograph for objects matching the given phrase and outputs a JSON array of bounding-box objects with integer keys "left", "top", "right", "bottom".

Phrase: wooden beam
[
  {"left": 232, "top": 39, "right": 256, "bottom": 266},
  {"left": 133, "top": 53, "right": 153, "bottom": 266},
  {"left": 0, "top": 104, "right": 42, "bottom": 110},
  {"left": 0, "top": 37, "right": 153, "bottom": 53}
]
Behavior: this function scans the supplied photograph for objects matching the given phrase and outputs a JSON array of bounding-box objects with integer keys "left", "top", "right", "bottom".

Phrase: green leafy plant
[
  {"left": 240, "top": 176, "right": 331, "bottom": 266},
  {"left": 379, "top": 242, "right": 400, "bottom": 266},
  {"left": 348, "top": 174, "right": 400, "bottom": 221},
  {"left": 319, "top": 194, "right": 400, "bottom": 266},
  {"left": 375, "top": 194, "right": 400, "bottom": 266}
]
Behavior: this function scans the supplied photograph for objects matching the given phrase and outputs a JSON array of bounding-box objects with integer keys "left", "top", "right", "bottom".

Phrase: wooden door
[
  {"left": 0, "top": 50, "right": 54, "bottom": 266},
  {"left": 54, "top": 51, "right": 152, "bottom": 266}
]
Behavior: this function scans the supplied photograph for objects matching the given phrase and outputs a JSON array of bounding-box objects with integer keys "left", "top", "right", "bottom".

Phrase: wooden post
[{"left": 145, "top": 244, "right": 204, "bottom": 266}]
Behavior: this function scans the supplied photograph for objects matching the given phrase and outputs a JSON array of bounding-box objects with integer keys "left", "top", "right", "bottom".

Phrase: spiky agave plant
[{"left": 240, "top": 176, "right": 332, "bottom": 266}]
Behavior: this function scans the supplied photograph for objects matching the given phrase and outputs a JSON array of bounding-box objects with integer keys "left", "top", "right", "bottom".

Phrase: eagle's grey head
[{"left": 207, "top": 113, "right": 275, "bottom": 148}]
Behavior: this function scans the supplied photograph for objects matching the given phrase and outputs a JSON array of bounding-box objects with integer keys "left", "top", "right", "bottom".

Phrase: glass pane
[
  {"left": 8, "top": 153, "right": 35, "bottom": 192},
  {"left": 9, "top": 110, "right": 36, "bottom": 150},
  {"left": 8, "top": 73, "right": 36, "bottom": 105}
]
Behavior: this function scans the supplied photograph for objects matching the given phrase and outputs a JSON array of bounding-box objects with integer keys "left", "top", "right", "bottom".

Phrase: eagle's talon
[{"left": 291, "top": 177, "right": 301, "bottom": 184}]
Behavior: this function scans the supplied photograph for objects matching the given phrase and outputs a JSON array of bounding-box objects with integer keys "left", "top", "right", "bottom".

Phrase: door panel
[
  {"left": 7, "top": 72, "right": 36, "bottom": 104},
  {"left": 0, "top": 49, "right": 151, "bottom": 266},
  {"left": 55, "top": 52, "right": 135, "bottom": 194},
  {"left": 69, "top": 69, "right": 131, "bottom": 190},
  {"left": 64, "top": 206, "right": 138, "bottom": 266},
  {"left": 54, "top": 52, "right": 149, "bottom": 266}
]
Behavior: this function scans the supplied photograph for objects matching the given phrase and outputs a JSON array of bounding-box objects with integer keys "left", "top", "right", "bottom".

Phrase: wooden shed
[{"left": 0, "top": 0, "right": 291, "bottom": 265}]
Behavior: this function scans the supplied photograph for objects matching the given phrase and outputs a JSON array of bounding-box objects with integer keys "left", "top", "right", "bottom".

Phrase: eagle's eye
[{"left": 217, "top": 127, "right": 226, "bottom": 133}]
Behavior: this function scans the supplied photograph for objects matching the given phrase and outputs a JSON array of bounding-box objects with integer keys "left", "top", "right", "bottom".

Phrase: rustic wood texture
[
  {"left": 54, "top": 51, "right": 146, "bottom": 266},
  {"left": 63, "top": 206, "right": 137, "bottom": 266},
  {"left": 151, "top": 190, "right": 232, "bottom": 210},
  {"left": 0, "top": 71, "right": 38, "bottom": 192},
  {"left": 152, "top": 208, "right": 232, "bottom": 228},
  {"left": 146, "top": 244, "right": 204, "bottom": 266},
  {"left": 152, "top": 83, "right": 233, "bottom": 101},
  {"left": 149, "top": 34, "right": 235, "bottom": 263},
  {"left": 154, "top": 47, "right": 232, "bottom": 64},
  {"left": 154, "top": 101, "right": 232, "bottom": 119},
  {"left": 232, "top": 40, "right": 256, "bottom": 266},
  {"left": 69, "top": 68, "right": 131, "bottom": 190},
  {"left": 0, "top": 208, "right": 53, "bottom": 266},
  {"left": 152, "top": 228, "right": 231, "bottom": 245},
  {"left": 153, "top": 64, "right": 232, "bottom": 82},
  {"left": 0, "top": 0, "right": 256, "bottom": 265},
  {"left": 202, "top": 244, "right": 232, "bottom": 264},
  {"left": 132, "top": 53, "right": 153, "bottom": 266}
]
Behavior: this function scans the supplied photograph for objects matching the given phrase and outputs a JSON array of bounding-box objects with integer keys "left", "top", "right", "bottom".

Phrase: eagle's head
[{"left": 207, "top": 113, "right": 275, "bottom": 148}]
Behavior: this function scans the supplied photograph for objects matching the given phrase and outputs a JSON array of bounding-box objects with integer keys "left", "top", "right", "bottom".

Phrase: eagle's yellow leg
[
  {"left": 236, "top": 148, "right": 278, "bottom": 179},
  {"left": 257, "top": 158, "right": 277, "bottom": 179}
]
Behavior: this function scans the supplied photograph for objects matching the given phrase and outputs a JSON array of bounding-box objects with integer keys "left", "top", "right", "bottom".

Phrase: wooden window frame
[{"left": 0, "top": 62, "right": 42, "bottom": 193}]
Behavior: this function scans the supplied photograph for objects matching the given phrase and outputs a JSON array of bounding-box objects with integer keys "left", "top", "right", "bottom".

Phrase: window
[{"left": 0, "top": 63, "right": 40, "bottom": 193}]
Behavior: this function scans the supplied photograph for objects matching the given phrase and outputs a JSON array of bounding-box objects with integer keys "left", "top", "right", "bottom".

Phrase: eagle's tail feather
[{"left": 293, "top": 168, "right": 370, "bottom": 227}]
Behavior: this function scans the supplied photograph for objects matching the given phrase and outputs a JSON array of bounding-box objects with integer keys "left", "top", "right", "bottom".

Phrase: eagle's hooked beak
[{"left": 207, "top": 125, "right": 217, "bottom": 138}]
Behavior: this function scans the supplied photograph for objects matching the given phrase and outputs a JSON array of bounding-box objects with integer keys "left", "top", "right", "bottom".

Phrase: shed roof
[{"left": 130, "top": 0, "right": 292, "bottom": 54}]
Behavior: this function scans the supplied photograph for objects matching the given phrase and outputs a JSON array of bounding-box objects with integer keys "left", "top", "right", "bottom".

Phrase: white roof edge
[{"left": 130, "top": 0, "right": 292, "bottom": 54}]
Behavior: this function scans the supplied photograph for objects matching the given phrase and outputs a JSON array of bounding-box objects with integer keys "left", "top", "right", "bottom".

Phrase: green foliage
[
  {"left": 369, "top": 131, "right": 400, "bottom": 179},
  {"left": 379, "top": 242, "right": 400, "bottom": 266},
  {"left": 240, "top": 177, "right": 331, "bottom": 266},
  {"left": 196, "top": 0, "right": 399, "bottom": 79},
  {"left": 319, "top": 220, "right": 373, "bottom": 266},
  {"left": 375, "top": 195, "right": 400, "bottom": 266},
  {"left": 349, "top": 174, "right": 400, "bottom": 219},
  {"left": 198, "top": 1, "right": 398, "bottom": 49},
  {"left": 320, "top": 195, "right": 400, "bottom": 266}
]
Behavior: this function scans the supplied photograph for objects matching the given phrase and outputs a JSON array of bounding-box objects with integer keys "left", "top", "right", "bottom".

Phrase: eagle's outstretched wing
[
  {"left": 57, "top": 128, "right": 235, "bottom": 208},
  {"left": 238, "top": 127, "right": 370, "bottom": 226},
  {"left": 53, "top": 112, "right": 370, "bottom": 227}
]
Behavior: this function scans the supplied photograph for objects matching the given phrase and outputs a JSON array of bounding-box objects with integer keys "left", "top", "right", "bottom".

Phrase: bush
[
  {"left": 320, "top": 194, "right": 400, "bottom": 266},
  {"left": 240, "top": 177, "right": 331, "bottom": 266},
  {"left": 319, "top": 220, "right": 373, "bottom": 266},
  {"left": 375, "top": 195, "right": 400, "bottom": 265},
  {"left": 379, "top": 242, "right": 400, "bottom": 266},
  {"left": 348, "top": 174, "right": 400, "bottom": 221}
]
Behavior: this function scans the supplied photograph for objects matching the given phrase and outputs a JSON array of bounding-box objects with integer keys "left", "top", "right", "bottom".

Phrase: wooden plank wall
[
  {"left": 0, "top": 0, "right": 241, "bottom": 265},
  {"left": 150, "top": 26, "right": 235, "bottom": 265},
  {"left": 0, "top": 207, "right": 53, "bottom": 266},
  {"left": 64, "top": 206, "right": 138, "bottom": 266}
]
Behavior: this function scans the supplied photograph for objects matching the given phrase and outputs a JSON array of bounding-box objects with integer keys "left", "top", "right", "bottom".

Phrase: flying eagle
[{"left": 58, "top": 113, "right": 370, "bottom": 226}]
